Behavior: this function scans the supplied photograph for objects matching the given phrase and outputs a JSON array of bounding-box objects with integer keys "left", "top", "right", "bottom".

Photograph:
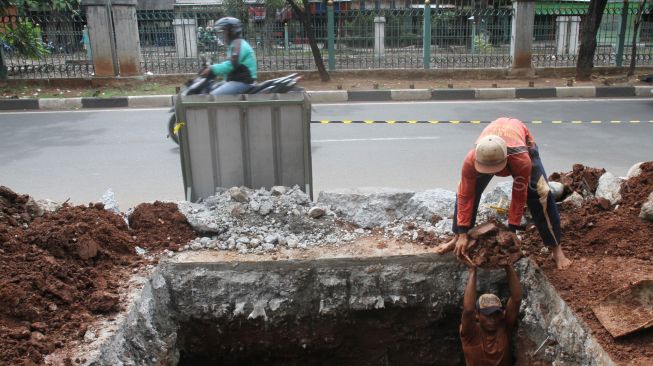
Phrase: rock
[
  {"left": 229, "top": 187, "right": 249, "bottom": 203},
  {"left": 562, "top": 192, "right": 584, "bottom": 209},
  {"left": 548, "top": 181, "right": 565, "bottom": 201},
  {"left": 308, "top": 206, "right": 326, "bottom": 219},
  {"left": 265, "top": 234, "right": 279, "bottom": 244},
  {"left": 258, "top": 199, "right": 273, "bottom": 216},
  {"left": 30, "top": 331, "right": 45, "bottom": 342},
  {"left": 286, "top": 236, "right": 299, "bottom": 248},
  {"left": 271, "top": 186, "right": 288, "bottom": 196},
  {"left": 317, "top": 187, "right": 415, "bottom": 228},
  {"left": 101, "top": 189, "right": 120, "bottom": 214},
  {"left": 596, "top": 198, "right": 612, "bottom": 211},
  {"left": 434, "top": 218, "right": 454, "bottom": 236},
  {"left": 135, "top": 246, "right": 147, "bottom": 256},
  {"left": 405, "top": 188, "right": 456, "bottom": 219},
  {"left": 83, "top": 330, "right": 96, "bottom": 343},
  {"left": 595, "top": 172, "right": 622, "bottom": 205},
  {"left": 477, "top": 182, "right": 513, "bottom": 223},
  {"left": 262, "top": 243, "right": 276, "bottom": 251},
  {"left": 35, "top": 198, "right": 62, "bottom": 216},
  {"left": 469, "top": 222, "right": 498, "bottom": 239},
  {"left": 640, "top": 192, "right": 653, "bottom": 221},
  {"left": 627, "top": 162, "right": 644, "bottom": 179}
]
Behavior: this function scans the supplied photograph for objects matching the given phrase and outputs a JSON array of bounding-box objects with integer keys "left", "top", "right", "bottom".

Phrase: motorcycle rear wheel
[{"left": 168, "top": 114, "right": 179, "bottom": 145}]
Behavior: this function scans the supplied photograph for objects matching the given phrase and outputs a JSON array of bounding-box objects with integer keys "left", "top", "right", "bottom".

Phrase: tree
[
  {"left": 576, "top": 0, "right": 609, "bottom": 80},
  {"left": 285, "top": 0, "right": 330, "bottom": 82},
  {"left": 628, "top": 0, "right": 648, "bottom": 77},
  {"left": 0, "top": 0, "right": 79, "bottom": 78}
]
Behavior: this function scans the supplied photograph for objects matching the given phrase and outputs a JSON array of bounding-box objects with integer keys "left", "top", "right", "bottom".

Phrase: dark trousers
[{"left": 452, "top": 145, "right": 562, "bottom": 246}]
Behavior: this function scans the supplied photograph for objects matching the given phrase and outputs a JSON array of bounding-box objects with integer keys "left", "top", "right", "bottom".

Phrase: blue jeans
[{"left": 210, "top": 81, "right": 253, "bottom": 96}]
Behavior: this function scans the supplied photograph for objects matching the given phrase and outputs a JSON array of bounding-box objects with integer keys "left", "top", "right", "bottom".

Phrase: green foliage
[
  {"left": 473, "top": 33, "right": 492, "bottom": 52},
  {"left": 0, "top": 0, "right": 80, "bottom": 15},
  {"left": 1, "top": 19, "right": 49, "bottom": 59}
]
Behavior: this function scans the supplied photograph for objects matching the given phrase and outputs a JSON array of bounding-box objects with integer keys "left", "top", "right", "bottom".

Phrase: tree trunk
[
  {"left": 0, "top": 49, "right": 7, "bottom": 80},
  {"left": 628, "top": 0, "right": 647, "bottom": 77},
  {"left": 576, "top": 0, "right": 609, "bottom": 80},
  {"left": 287, "top": 0, "right": 330, "bottom": 81}
]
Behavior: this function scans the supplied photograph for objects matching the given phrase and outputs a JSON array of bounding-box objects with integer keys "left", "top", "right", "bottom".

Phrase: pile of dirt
[
  {"left": 522, "top": 162, "right": 653, "bottom": 365},
  {"left": 466, "top": 222, "right": 523, "bottom": 268},
  {"left": 0, "top": 186, "right": 197, "bottom": 365},
  {"left": 129, "top": 201, "right": 197, "bottom": 252},
  {"left": 549, "top": 164, "right": 606, "bottom": 198}
]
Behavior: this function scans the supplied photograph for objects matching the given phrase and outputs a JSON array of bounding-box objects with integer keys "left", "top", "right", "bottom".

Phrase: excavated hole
[
  {"left": 177, "top": 307, "right": 463, "bottom": 365},
  {"left": 86, "top": 255, "right": 615, "bottom": 366}
]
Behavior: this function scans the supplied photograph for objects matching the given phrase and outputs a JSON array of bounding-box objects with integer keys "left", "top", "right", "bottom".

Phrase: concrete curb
[{"left": 0, "top": 86, "right": 651, "bottom": 111}]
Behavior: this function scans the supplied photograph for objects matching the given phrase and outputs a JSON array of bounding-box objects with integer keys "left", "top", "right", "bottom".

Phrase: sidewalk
[{"left": 1, "top": 71, "right": 652, "bottom": 110}]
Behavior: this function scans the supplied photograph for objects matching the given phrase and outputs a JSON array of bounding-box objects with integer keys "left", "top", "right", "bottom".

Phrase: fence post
[
  {"left": 111, "top": 0, "right": 142, "bottom": 76},
  {"left": 374, "top": 16, "right": 386, "bottom": 61},
  {"left": 284, "top": 22, "right": 289, "bottom": 54},
  {"left": 327, "top": 0, "right": 335, "bottom": 71},
  {"left": 510, "top": 0, "right": 535, "bottom": 70},
  {"left": 616, "top": 0, "right": 630, "bottom": 67},
  {"left": 423, "top": 0, "right": 431, "bottom": 69},
  {"left": 82, "top": 0, "right": 118, "bottom": 76}
]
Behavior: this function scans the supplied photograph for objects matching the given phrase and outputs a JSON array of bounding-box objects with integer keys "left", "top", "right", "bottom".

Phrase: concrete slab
[
  {"left": 127, "top": 95, "right": 173, "bottom": 108},
  {"left": 555, "top": 86, "right": 596, "bottom": 98},
  {"left": 390, "top": 89, "right": 431, "bottom": 101},
  {"left": 476, "top": 88, "right": 516, "bottom": 99},
  {"left": 39, "top": 98, "right": 83, "bottom": 110},
  {"left": 307, "top": 90, "right": 348, "bottom": 103}
]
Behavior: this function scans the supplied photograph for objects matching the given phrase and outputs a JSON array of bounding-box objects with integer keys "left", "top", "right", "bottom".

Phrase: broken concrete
[
  {"left": 316, "top": 187, "right": 415, "bottom": 228},
  {"left": 404, "top": 188, "right": 456, "bottom": 220},
  {"left": 640, "top": 192, "right": 653, "bottom": 221},
  {"left": 596, "top": 172, "right": 622, "bottom": 205}
]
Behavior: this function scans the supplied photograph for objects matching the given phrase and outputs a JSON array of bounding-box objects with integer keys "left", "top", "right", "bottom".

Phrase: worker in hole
[
  {"left": 435, "top": 117, "right": 572, "bottom": 269},
  {"left": 460, "top": 262, "right": 522, "bottom": 365}
]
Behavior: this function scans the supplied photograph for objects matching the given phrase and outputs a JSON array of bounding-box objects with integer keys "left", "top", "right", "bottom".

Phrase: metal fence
[
  {"left": 533, "top": 1, "right": 653, "bottom": 68},
  {"left": 1, "top": 11, "right": 92, "bottom": 78},
  {"left": 3, "top": 2, "right": 653, "bottom": 79}
]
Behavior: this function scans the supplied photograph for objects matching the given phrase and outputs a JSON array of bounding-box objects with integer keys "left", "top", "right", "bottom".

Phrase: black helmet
[{"left": 214, "top": 17, "right": 243, "bottom": 39}]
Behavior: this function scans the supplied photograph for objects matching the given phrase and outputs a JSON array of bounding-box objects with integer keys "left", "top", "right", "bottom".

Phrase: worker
[
  {"left": 201, "top": 17, "right": 257, "bottom": 95},
  {"left": 435, "top": 117, "right": 572, "bottom": 269},
  {"left": 460, "top": 262, "right": 522, "bottom": 365}
]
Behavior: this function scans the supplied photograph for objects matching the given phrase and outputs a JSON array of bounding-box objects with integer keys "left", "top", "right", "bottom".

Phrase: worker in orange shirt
[{"left": 436, "top": 117, "right": 572, "bottom": 269}]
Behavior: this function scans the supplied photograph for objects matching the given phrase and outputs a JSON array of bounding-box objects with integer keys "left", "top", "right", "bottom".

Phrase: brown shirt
[{"left": 460, "top": 321, "right": 512, "bottom": 366}]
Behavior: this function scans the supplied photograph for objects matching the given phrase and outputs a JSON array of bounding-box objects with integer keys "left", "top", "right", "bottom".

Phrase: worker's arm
[
  {"left": 461, "top": 266, "right": 478, "bottom": 337},
  {"left": 503, "top": 264, "right": 522, "bottom": 329},
  {"left": 507, "top": 154, "right": 532, "bottom": 231},
  {"left": 456, "top": 150, "right": 479, "bottom": 233}
]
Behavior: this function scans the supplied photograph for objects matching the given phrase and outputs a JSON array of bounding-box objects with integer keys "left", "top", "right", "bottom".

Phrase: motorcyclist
[{"left": 200, "top": 17, "right": 257, "bottom": 95}]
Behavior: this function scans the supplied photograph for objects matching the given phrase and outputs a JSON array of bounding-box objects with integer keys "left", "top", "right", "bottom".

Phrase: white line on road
[{"left": 313, "top": 136, "right": 441, "bottom": 143}]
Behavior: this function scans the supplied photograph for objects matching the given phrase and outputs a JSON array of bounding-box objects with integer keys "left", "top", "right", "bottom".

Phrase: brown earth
[
  {"left": 0, "top": 189, "right": 197, "bottom": 365},
  {"left": 522, "top": 162, "right": 653, "bottom": 365}
]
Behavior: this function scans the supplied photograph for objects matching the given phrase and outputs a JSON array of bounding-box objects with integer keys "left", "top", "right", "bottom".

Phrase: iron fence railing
[
  {"left": 533, "top": 1, "right": 653, "bottom": 68},
  {"left": 3, "top": 2, "right": 653, "bottom": 79},
  {"left": 1, "top": 11, "right": 92, "bottom": 79}
]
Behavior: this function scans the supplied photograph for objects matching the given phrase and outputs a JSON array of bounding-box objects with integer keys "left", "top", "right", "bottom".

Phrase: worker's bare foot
[
  {"left": 434, "top": 235, "right": 457, "bottom": 254},
  {"left": 552, "top": 245, "right": 572, "bottom": 269}
]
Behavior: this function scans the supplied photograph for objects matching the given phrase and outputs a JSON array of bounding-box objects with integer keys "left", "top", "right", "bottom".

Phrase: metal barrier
[{"left": 176, "top": 93, "right": 312, "bottom": 202}]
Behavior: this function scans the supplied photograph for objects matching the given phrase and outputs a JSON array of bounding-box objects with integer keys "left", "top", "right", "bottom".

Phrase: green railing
[
  {"left": 1, "top": 11, "right": 92, "bottom": 79},
  {"left": 3, "top": 2, "right": 653, "bottom": 79},
  {"left": 533, "top": 1, "right": 653, "bottom": 68}
]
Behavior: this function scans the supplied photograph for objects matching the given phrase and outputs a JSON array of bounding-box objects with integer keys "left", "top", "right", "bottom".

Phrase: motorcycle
[{"left": 167, "top": 72, "right": 304, "bottom": 144}]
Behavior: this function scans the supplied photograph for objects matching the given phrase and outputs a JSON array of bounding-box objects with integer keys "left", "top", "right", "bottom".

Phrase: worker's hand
[
  {"left": 453, "top": 233, "right": 470, "bottom": 259},
  {"left": 200, "top": 67, "right": 212, "bottom": 77}
]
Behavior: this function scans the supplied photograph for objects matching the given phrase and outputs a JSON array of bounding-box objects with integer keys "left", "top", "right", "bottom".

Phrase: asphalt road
[{"left": 0, "top": 98, "right": 650, "bottom": 208}]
